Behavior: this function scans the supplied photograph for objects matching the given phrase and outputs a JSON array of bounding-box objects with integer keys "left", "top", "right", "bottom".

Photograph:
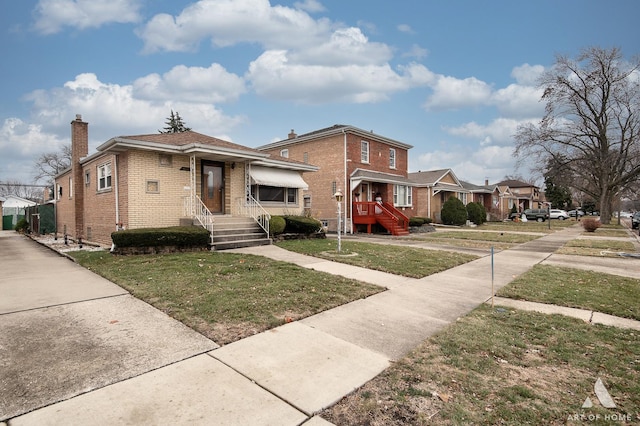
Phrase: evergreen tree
[
  {"left": 543, "top": 176, "right": 572, "bottom": 209},
  {"left": 159, "top": 110, "right": 191, "bottom": 133},
  {"left": 441, "top": 196, "right": 468, "bottom": 226}
]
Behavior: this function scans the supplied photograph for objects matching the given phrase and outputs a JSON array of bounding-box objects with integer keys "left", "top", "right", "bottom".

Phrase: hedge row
[
  {"left": 111, "top": 226, "right": 210, "bottom": 248},
  {"left": 269, "top": 215, "right": 323, "bottom": 236}
]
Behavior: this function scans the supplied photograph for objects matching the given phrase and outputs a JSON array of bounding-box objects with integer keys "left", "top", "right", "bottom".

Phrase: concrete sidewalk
[{"left": 3, "top": 224, "right": 640, "bottom": 425}]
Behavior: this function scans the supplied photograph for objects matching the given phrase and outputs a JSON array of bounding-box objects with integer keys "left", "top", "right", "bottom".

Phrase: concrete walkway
[{"left": 2, "top": 224, "right": 639, "bottom": 425}]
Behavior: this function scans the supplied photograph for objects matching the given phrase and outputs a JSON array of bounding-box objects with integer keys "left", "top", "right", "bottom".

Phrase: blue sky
[{"left": 1, "top": 0, "right": 638, "bottom": 186}]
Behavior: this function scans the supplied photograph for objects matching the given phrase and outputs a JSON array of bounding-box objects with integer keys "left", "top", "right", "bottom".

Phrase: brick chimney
[
  {"left": 288, "top": 129, "right": 297, "bottom": 139},
  {"left": 485, "top": 179, "right": 489, "bottom": 186},
  {"left": 71, "top": 114, "right": 88, "bottom": 239}
]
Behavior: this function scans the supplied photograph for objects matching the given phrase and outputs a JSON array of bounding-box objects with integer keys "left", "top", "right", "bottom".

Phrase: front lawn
[
  {"left": 275, "top": 239, "right": 478, "bottom": 278},
  {"left": 497, "top": 264, "right": 640, "bottom": 320},
  {"left": 69, "top": 251, "right": 383, "bottom": 344},
  {"left": 321, "top": 305, "right": 640, "bottom": 425}
]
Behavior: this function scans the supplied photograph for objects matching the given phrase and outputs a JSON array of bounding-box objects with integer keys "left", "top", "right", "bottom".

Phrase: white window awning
[{"left": 250, "top": 166, "right": 309, "bottom": 189}]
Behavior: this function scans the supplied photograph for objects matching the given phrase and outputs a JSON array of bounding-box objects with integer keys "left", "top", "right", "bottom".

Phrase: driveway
[{"left": 0, "top": 231, "right": 218, "bottom": 421}]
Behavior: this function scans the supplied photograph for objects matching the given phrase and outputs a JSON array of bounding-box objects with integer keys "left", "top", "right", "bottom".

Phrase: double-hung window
[
  {"left": 361, "top": 141, "right": 369, "bottom": 163},
  {"left": 389, "top": 148, "right": 396, "bottom": 169},
  {"left": 393, "top": 185, "right": 412, "bottom": 207},
  {"left": 98, "top": 162, "right": 112, "bottom": 191}
]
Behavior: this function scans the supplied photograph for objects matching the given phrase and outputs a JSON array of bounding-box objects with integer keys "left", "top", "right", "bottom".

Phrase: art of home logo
[{"left": 567, "top": 377, "right": 638, "bottom": 423}]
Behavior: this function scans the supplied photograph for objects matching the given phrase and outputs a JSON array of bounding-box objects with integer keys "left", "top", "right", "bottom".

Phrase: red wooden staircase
[{"left": 352, "top": 202, "right": 409, "bottom": 236}]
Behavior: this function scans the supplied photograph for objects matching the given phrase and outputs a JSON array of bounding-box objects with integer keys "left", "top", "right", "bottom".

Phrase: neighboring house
[
  {"left": 1, "top": 195, "right": 36, "bottom": 230},
  {"left": 461, "top": 180, "right": 517, "bottom": 220},
  {"left": 257, "top": 125, "right": 413, "bottom": 235},
  {"left": 55, "top": 115, "right": 317, "bottom": 248},
  {"left": 495, "top": 179, "right": 543, "bottom": 212},
  {"left": 407, "top": 169, "right": 468, "bottom": 223}
]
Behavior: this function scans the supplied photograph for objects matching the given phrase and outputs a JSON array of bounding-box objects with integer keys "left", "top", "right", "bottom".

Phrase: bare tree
[
  {"left": 0, "top": 180, "right": 45, "bottom": 201},
  {"left": 33, "top": 144, "right": 72, "bottom": 185},
  {"left": 514, "top": 47, "right": 640, "bottom": 224}
]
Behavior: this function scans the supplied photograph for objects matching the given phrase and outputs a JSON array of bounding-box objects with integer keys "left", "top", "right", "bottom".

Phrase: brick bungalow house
[
  {"left": 55, "top": 115, "right": 317, "bottom": 248},
  {"left": 257, "top": 125, "right": 414, "bottom": 235},
  {"left": 461, "top": 180, "right": 517, "bottom": 220},
  {"left": 406, "top": 169, "right": 468, "bottom": 223},
  {"left": 495, "top": 179, "right": 543, "bottom": 212}
]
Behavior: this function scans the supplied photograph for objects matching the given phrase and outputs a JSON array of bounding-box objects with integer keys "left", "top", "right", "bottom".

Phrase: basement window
[{"left": 146, "top": 180, "right": 159, "bottom": 194}]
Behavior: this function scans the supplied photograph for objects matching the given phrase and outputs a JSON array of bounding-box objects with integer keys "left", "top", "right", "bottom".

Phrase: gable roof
[
  {"left": 409, "top": 168, "right": 468, "bottom": 193},
  {"left": 1, "top": 195, "right": 37, "bottom": 207},
  {"left": 257, "top": 124, "right": 413, "bottom": 151},
  {"left": 495, "top": 179, "right": 539, "bottom": 189},
  {"left": 460, "top": 180, "right": 497, "bottom": 193}
]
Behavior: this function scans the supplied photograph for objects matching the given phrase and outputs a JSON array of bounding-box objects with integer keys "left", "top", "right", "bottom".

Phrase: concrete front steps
[{"left": 210, "top": 216, "right": 271, "bottom": 251}]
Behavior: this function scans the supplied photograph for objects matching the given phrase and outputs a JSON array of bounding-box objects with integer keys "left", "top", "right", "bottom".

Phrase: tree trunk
[{"left": 599, "top": 190, "right": 612, "bottom": 225}]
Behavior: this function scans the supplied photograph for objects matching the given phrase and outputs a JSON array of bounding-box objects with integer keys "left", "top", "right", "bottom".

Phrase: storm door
[{"left": 201, "top": 161, "right": 224, "bottom": 213}]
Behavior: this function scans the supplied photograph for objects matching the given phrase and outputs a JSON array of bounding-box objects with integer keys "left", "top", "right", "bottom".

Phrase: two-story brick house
[
  {"left": 257, "top": 125, "right": 414, "bottom": 234},
  {"left": 55, "top": 115, "right": 317, "bottom": 248},
  {"left": 495, "top": 179, "right": 543, "bottom": 212}
]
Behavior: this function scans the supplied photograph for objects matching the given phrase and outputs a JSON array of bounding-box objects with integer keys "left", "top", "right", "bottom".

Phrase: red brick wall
[
  {"left": 55, "top": 170, "right": 75, "bottom": 238},
  {"left": 81, "top": 154, "right": 119, "bottom": 245},
  {"left": 262, "top": 131, "right": 410, "bottom": 231}
]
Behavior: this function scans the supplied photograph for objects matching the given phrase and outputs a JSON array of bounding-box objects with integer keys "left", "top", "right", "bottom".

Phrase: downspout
[
  {"left": 114, "top": 154, "right": 120, "bottom": 230},
  {"left": 342, "top": 128, "right": 349, "bottom": 234},
  {"left": 428, "top": 186, "right": 432, "bottom": 221}
]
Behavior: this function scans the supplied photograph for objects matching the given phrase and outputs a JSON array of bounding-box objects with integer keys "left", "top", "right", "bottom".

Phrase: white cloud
[
  {"left": 246, "top": 51, "right": 431, "bottom": 103},
  {"left": 490, "top": 84, "right": 544, "bottom": 118},
  {"left": 137, "top": 0, "right": 333, "bottom": 53},
  {"left": 20, "top": 73, "right": 245, "bottom": 148},
  {"left": 397, "top": 24, "right": 414, "bottom": 34},
  {"left": 33, "top": 0, "right": 142, "bottom": 35},
  {"left": 511, "top": 63, "right": 545, "bottom": 86},
  {"left": 0, "top": 118, "right": 69, "bottom": 182},
  {"left": 133, "top": 64, "right": 246, "bottom": 103},
  {"left": 411, "top": 144, "right": 517, "bottom": 185},
  {"left": 444, "top": 118, "right": 522, "bottom": 146},
  {"left": 402, "top": 44, "right": 428, "bottom": 59},
  {"left": 294, "top": 0, "right": 325, "bottom": 12},
  {"left": 289, "top": 27, "right": 393, "bottom": 66},
  {"left": 424, "top": 75, "right": 493, "bottom": 111}
]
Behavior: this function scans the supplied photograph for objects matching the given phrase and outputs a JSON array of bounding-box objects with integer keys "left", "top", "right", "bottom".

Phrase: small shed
[{"left": 2, "top": 195, "right": 37, "bottom": 230}]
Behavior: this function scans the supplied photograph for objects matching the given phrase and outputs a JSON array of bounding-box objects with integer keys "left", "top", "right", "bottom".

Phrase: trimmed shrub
[
  {"left": 111, "top": 226, "right": 210, "bottom": 248},
  {"left": 409, "top": 217, "right": 426, "bottom": 227},
  {"left": 409, "top": 217, "right": 432, "bottom": 226},
  {"left": 581, "top": 217, "right": 601, "bottom": 232},
  {"left": 466, "top": 202, "right": 487, "bottom": 225},
  {"left": 283, "top": 215, "right": 322, "bottom": 234},
  {"left": 269, "top": 215, "right": 286, "bottom": 235},
  {"left": 14, "top": 217, "right": 29, "bottom": 233},
  {"left": 441, "top": 196, "right": 467, "bottom": 226}
]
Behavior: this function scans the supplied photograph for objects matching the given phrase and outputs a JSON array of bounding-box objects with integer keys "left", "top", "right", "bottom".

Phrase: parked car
[
  {"left": 632, "top": 212, "right": 640, "bottom": 229},
  {"left": 618, "top": 211, "right": 633, "bottom": 218},
  {"left": 549, "top": 209, "right": 569, "bottom": 220},
  {"left": 522, "top": 208, "right": 550, "bottom": 222},
  {"left": 567, "top": 209, "right": 585, "bottom": 218}
]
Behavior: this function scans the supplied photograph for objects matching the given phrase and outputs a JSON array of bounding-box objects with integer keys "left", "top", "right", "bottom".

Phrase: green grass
[
  {"left": 557, "top": 238, "right": 636, "bottom": 257},
  {"left": 275, "top": 239, "right": 478, "bottom": 278},
  {"left": 322, "top": 305, "right": 640, "bottom": 425},
  {"left": 69, "top": 251, "right": 383, "bottom": 344},
  {"left": 416, "top": 230, "right": 540, "bottom": 243},
  {"left": 480, "top": 220, "right": 577, "bottom": 233},
  {"left": 497, "top": 264, "right": 640, "bottom": 320}
]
